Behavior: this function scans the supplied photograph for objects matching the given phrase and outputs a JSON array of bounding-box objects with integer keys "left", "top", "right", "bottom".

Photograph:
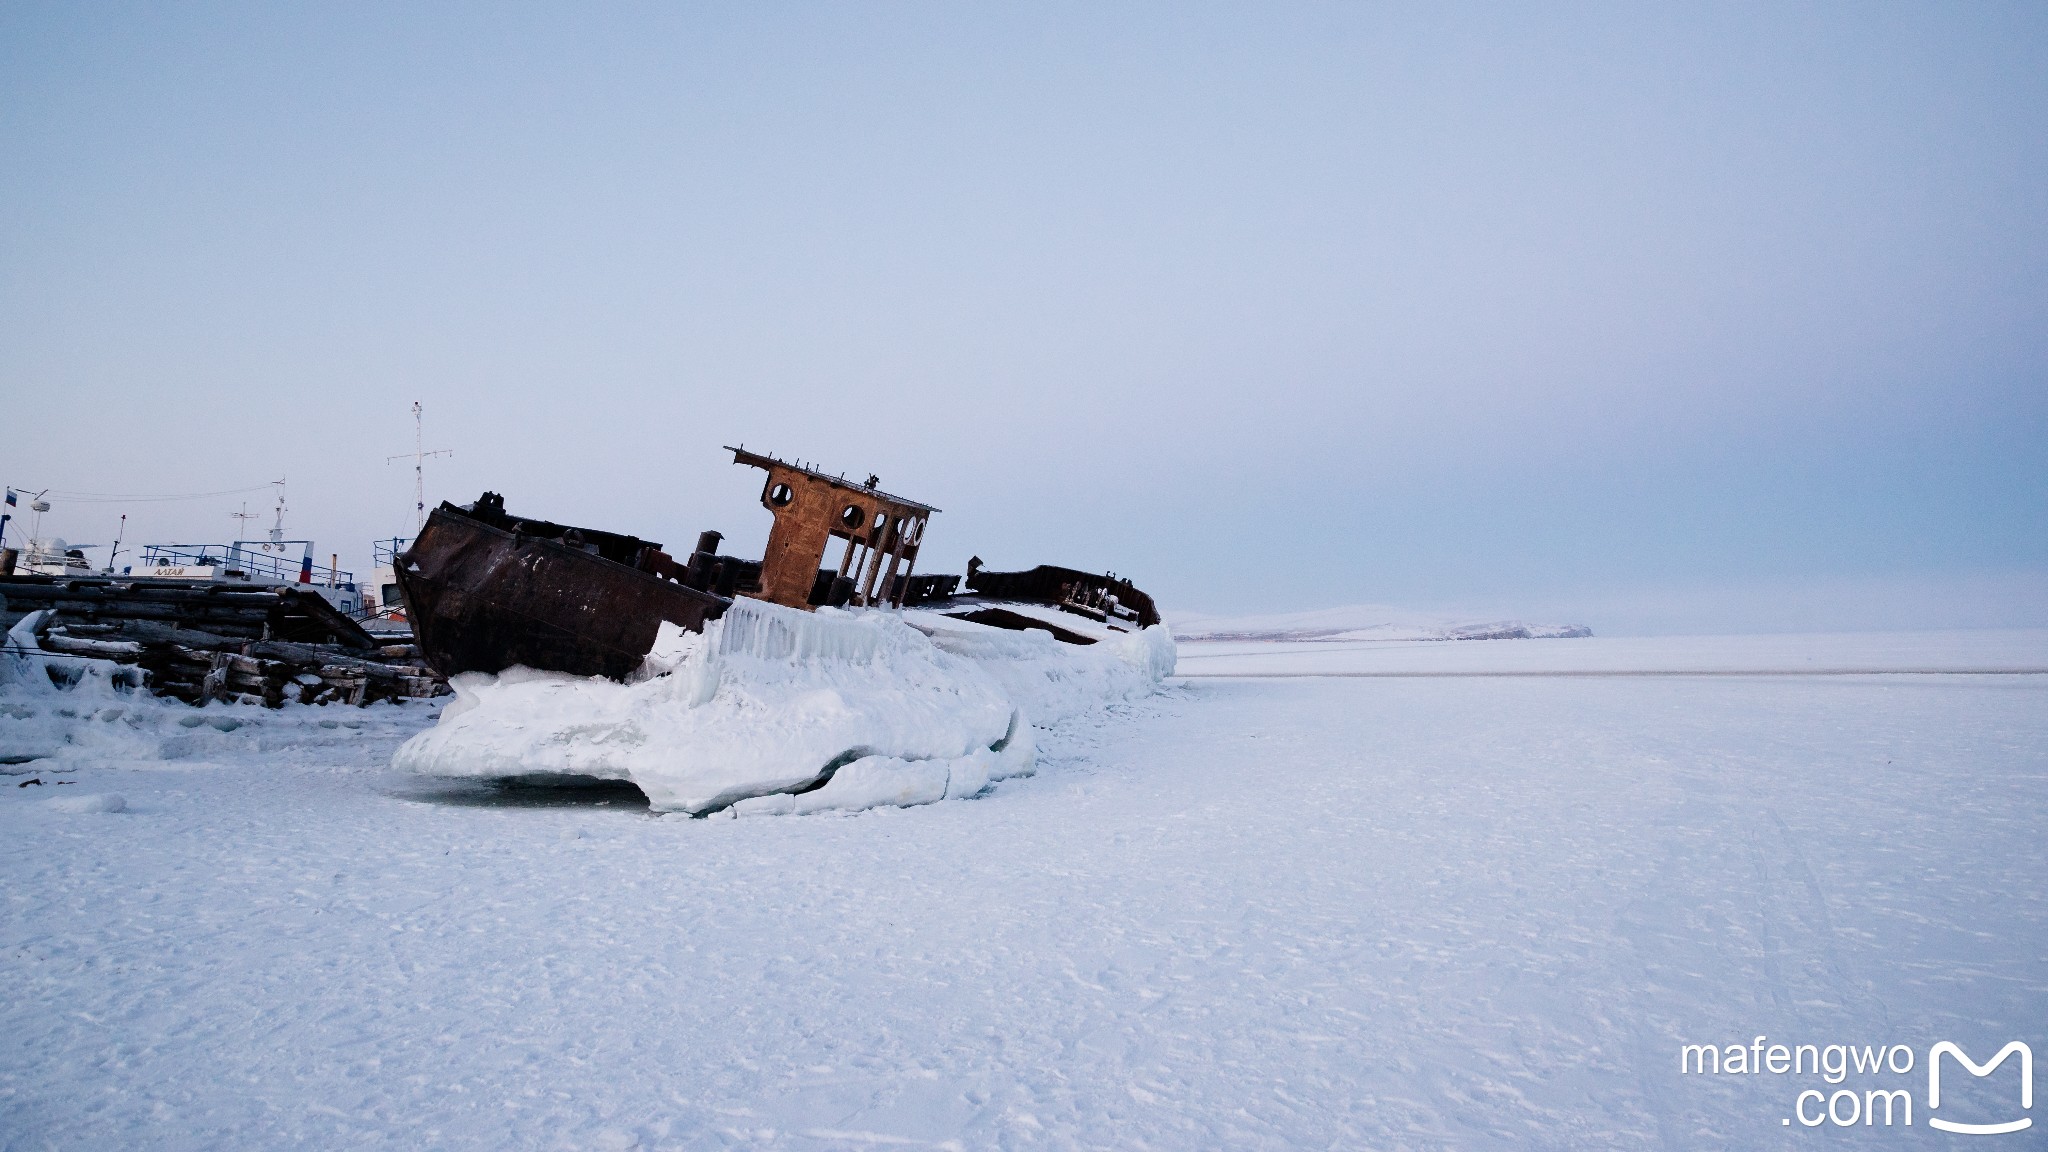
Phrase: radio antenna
[{"left": 387, "top": 401, "right": 453, "bottom": 532}]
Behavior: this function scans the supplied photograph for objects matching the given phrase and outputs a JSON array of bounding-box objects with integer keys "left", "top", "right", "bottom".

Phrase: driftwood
[
  {"left": 38, "top": 633, "right": 145, "bottom": 659},
  {"left": 0, "top": 575, "right": 376, "bottom": 649},
  {"left": 123, "top": 641, "right": 442, "bottom": 708},
  {"left": 53, "top": 619, "right": 245, "bottom": 650},
  {"left": 8, "top": 574, "right": 444, "bottom": 708}
]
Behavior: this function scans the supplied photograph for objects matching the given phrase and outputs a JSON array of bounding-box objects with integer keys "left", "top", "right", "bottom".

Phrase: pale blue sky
[{"left": 3, "top": 3, "right": 2043, "bottom": 630}]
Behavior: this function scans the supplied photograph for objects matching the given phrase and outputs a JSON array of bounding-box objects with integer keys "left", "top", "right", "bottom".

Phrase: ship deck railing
[{"left": 138, "top": 542, "right": 356, "bottom": 589}]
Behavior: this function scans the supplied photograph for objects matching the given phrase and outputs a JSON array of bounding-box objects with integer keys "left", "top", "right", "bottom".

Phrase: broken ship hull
[
  {"left": 394, "top": 457, "right": 1167, "bottom": 684},
  {"left": 964, "top": 564, "right": 1161, "bottom": 629},
  {"left": 396, "top": 504, "right": 728, "bottom": 681}
]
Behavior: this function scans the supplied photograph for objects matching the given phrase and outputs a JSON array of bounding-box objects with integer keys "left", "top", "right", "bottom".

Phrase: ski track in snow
[{"left": 4, "top": 643, "right": 2047, "bottom": 1149}]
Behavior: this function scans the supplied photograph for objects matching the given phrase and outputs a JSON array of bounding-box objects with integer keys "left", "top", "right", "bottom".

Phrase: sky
[{"left": 2, "top": 3, "right": 2044, "bottom": 632}]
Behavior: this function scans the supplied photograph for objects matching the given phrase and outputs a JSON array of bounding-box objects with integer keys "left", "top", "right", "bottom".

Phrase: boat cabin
[{"left": 730, "top": 447, "right": 936, "bottom": 611}]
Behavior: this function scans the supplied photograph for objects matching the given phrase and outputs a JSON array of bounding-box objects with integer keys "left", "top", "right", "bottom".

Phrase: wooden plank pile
[{"left": 1, "top": 575, "right": 446, "bottom": 707}]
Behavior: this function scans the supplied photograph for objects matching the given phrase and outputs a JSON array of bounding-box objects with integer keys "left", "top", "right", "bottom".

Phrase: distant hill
[{"left": 1170, "top": 604, "right": 1592, "bottom": 643}]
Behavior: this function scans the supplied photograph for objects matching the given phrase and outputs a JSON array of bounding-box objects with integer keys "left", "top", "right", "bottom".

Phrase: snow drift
[
  {"left": 393, "top": 598, "right": 1175, "bottom": 816},
  {"left": 1, "top": 610, "right": 437, "bottom": 770}
]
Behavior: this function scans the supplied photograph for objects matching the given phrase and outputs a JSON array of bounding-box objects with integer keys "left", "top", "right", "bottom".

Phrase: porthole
[
  {"left": 840, "top": 504, "right": 865, "bottom": 529},
  {"left": 873, "top": 511, "right": 888, "bottom": 530},
  {"left": 768, "top": 483, "right": 793, "bottom": 507}
]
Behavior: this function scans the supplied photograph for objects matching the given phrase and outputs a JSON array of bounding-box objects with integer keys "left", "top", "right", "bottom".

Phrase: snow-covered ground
[{"left": 4, "top": 629, "right": 2046, "bottom": 1148}]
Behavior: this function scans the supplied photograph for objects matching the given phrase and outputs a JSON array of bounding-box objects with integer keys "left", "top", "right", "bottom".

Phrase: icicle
[{"left": 716, "top": 598, "right": 917, "bottom": 663}]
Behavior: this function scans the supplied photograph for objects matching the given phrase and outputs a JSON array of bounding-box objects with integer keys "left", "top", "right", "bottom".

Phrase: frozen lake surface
[{"left": 5, "top": 631, "right": 2045, "bottom": 1149}]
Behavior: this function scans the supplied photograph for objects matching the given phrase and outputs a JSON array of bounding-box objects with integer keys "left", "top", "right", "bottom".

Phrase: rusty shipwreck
[{"left": 394, "top": 447, "right": 1161, "bottom": 681}]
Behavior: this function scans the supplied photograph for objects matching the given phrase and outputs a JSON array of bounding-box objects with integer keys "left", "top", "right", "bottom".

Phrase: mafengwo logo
[
  {"left": 1677, "top": 1037, "right": 2032, "bottom": 1132},
  {"left": 1929, "top": 1042, "right": 2032, "bottom": 1135}
]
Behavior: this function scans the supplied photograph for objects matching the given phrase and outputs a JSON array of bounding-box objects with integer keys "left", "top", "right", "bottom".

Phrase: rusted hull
[
  {"left": 965, "top": 564, "right": 1161, "bottom": 629},
  {"left": 396, "top": 505, "right": 728, "bottom": 681}
]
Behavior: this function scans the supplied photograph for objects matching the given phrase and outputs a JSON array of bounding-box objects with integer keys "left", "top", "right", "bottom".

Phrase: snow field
[
  {"left": 1, "top": 604, "right": 448, "bottom": 771},
  {"left": 1171, "top": 602, "right": 1589, "bottom": 642},
  {"left": 3, "top": 641, "right": 2043, "bottom": 1148},
  {"left": 41, "top": 791, "right": 127, "bottom": 813},
  {"left": 1177, "top": 627, "right": 2048, "bottom": 677}
]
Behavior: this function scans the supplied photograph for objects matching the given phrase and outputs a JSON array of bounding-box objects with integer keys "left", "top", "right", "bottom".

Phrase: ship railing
[
  {"left": 351, "top": 602, "right": 410, "bottom": 625},
  {"left": 138, "top": 542, "right": 356, "bottom": 587}
]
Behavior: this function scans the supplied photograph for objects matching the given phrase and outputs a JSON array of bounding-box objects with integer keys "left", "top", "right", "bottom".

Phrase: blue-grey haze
[{"left": 3, "top": 3, "right": 2043, "bottom": 631}]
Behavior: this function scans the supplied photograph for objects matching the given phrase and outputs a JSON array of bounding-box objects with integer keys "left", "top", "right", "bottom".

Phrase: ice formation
[
  {"left": 3, "top": 610, "right": 139, "bottom": 702},
  {"left": 1, "top": 610, "right": 168, "bottom": 765},
  {"left": 0, "top": 595, "right": 1175, "bottom": 817},
  {"left": 394, "top": 598, "right": 1175, "bottom": 816},
  {"left": 0, "top": 609, "right": 436, "bottom": 771}
]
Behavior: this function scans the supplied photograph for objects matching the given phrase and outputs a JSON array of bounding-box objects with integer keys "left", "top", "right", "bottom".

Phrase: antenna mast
[
  {"left": 267, "top": 478, "right": 287, "bottom": 544},
  {"left": 26, "top": 490, "right": 50, "bottom": 548},
  {"left": 387, "top": 401, "right": 453, "bottom": 532}
]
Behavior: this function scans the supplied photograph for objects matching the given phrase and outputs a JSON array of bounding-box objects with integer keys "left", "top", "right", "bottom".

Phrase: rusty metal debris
[
  {"left": 961, "top": 560, "right": 1160, "bottom": 628},
  {"left": 391, "top": 448, "right": 1160, "bottom": 681},
  {"left": 394, "top": 493, "right": 730, "bottom": 681},
  {"left": 731, "top": 447, "right": 937, "bottom": 611}
]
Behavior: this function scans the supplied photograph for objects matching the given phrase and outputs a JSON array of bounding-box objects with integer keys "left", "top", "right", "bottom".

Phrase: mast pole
[
  {"left": 413, "top": 402, "right": 423, "bottom": 529},
  {"left": 388, "top": 401, "right": 452, "bottom": 533}
]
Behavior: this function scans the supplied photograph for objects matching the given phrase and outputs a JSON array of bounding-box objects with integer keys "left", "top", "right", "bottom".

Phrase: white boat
[
  {"left": 133, "top": 535, "right": 366, "bottom": 617},
  {"left": 12, "top": 537, "right": 97, "bottom": 576}
]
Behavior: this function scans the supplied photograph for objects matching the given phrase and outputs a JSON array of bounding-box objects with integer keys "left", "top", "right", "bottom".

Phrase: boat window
[
  {"left": 768, "top": 483, "right": 793, "bottom": 507},
  {"left": 840, "top": 504, "right": 865, "bottom": 529}
]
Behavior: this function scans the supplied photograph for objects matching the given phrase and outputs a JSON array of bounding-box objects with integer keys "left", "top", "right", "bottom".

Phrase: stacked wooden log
[{"left": 2, "top": 575, "right": 446, "bottom": 708}]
